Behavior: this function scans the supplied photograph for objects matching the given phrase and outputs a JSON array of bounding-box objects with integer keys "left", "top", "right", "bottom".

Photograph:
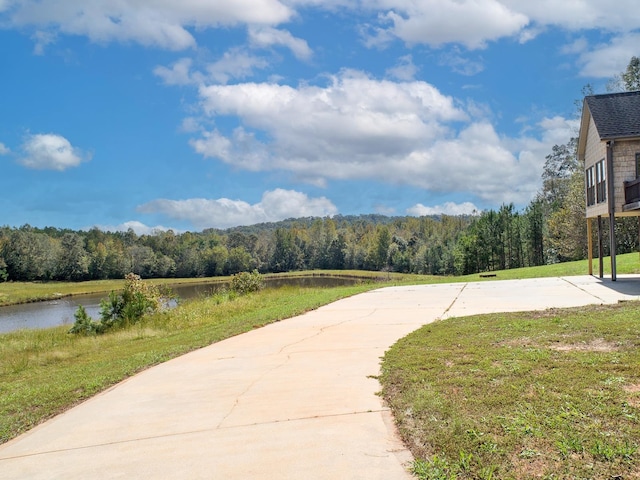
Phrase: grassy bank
[
  {"left": 458, "top": 251, "right": 640, "bottom": 281},
  {"left": 0, "top": 283, "right": 383, "bottom": 445},
  {"left": 380, "top": 302, "right": 640, "bottom": 479},
  {"left": 2, "top": 252, "right": 639, "bottom": 307},
  {"left": 0, "top": 270, "right": 421, "bottom": 307}
]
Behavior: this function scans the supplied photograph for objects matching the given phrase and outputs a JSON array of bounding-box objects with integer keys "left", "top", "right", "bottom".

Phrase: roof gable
[{"left": 584, "top": 91, "right": 640, "bottom": 140}]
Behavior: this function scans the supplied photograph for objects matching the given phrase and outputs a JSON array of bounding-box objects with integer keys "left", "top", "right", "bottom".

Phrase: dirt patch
[
  {"left": 496, "top": 337, "right": 534, "bottom": 348},
  {"left": 497, "top": 336, "right": 620, "bottom": 353},
  {"left": 623, "top": 384, "right": 640, "bottom": 408},
  {"left": 548, "top": 338, "right": 619, "bottom": 352}
]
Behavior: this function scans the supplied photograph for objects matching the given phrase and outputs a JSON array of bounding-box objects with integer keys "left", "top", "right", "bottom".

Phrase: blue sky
[{"left": 1, "top": 1, "right": 639, "bottom": 233}]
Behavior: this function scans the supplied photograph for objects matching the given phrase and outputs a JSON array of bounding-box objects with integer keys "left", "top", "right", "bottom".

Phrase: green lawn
[{"left": 380, "top": 272, "right": 640, "bottom": 479}]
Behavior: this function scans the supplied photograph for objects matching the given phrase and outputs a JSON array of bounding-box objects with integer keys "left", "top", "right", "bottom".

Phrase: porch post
[
  {"left": 598, "top": 215, "right": 604, "bottom": 278},
  {"left": 606, "top": 141, "right": 617, "bottom": 281},
  {"left": 587, "top": 218, "right": 593, "bottom": 275}
]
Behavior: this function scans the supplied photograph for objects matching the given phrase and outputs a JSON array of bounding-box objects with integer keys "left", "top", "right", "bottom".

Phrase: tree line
[{"left": 3, "top": 193, "right": 633, "bottom": 283}]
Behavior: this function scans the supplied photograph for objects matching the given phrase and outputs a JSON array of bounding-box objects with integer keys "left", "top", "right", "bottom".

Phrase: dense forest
[
  {"left": 0, "top": 194, "right": 637, "bottom": 283},
  {"left": 2, "top": 58, "right": 639, "bottom": 283}
]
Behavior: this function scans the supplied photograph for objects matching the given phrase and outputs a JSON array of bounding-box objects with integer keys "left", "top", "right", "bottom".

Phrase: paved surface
[{"left": 1, "top": 275, "right": 639, "bottom": 479}]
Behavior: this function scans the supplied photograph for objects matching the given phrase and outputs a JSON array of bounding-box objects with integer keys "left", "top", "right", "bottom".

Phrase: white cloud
[
  {"left": 31, "top": 30, "right": 56, "bottom": 55},
  {"left": 560, "top": 37, "right": 588, "bottom": 56},
  {"left": 372, "top": 0, "right": 529, "bottom": 49},
  {"left": 138, "top": 189, "right": 338, "bottom": 229},
  {"left": 153, "top": 58, "right": 199, "bottom": 86},
  {"left": 574, "top": 33, "right": 640, "bottom": 78},
  {"left": 205, "top": 48, "right": 270, "bottom": 84},
  {"left": 19, "top": 133, "right": 89, "bottom": 171},
  {"left": 195, "top": 71, "right": 468, "bottom": 180},
  {"left": 364, "top": 1, "right": 640, "bottom": 49},
  {"left": 248, "top": 26, "right": 313, "bottom": 60},
  {"left": 189, "top": 71, "right": 576, "bottom": 205},
  {"left": 0, "top": 142, "right": 9, "bottom": 155},
  {"left": 439, "top": 49, "right": 485, "bottom": 76},
  {"left": 503, "top": 0, "right": 640, "bottom": 32},
  {"left": 93, "top": 221, "right": 176, "bottom": 236},
  {"left": 4, "top": 0, "right": 293, "bottom": 50},
  {"left": 407, "top": 202, "right": 480, "bottom": 216},
  {"left": 386, "top": 54, "right": 418, "bottom": 80},
  {"left": 154, "top": 49, "right": 270, "bottom": 86}
]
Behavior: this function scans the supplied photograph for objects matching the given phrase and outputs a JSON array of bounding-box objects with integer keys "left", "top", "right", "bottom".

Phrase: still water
[{"left": 0, "top": 276, "right": 361, "bottom": 333}]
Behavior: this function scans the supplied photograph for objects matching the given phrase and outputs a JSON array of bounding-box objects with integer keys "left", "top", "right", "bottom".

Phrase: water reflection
[{"left": 0, "top": 276, "right": 361, "bottom": 333}]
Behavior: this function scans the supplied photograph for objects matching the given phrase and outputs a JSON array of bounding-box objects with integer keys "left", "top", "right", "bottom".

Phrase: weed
[
  {"left": 557, "top": 436, "right": 584, "bottom": 458},
  {"left": 411, "top": 456, "right": 455, "bottom": 480}
]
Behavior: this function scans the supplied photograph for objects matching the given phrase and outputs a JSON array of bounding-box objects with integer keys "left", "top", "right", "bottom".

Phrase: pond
[{"left": 0, "top": 276, "right": 363, "bottom": 333}]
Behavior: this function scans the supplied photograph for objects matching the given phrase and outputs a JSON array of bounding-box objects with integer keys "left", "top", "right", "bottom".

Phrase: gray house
[{"left": 578, "top": 91, "right": 640, "bottom": 280}]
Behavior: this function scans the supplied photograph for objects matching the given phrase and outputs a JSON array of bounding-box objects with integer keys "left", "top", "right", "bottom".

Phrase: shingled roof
[{"left": 584, "top": 91, "right": 640, "bottom": 140}]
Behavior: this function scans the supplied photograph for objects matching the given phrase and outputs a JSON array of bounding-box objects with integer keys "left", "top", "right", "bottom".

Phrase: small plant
[
  {"left": 230, "top": 270, "right": 264, "bottom": 295},
  {"left": 68, "top": 305, "right": 103, "bottom": 335},
  {"left": 557, "top": 436, "right": 584, "bottom": 458},
  {"left": 458, "top": 451, "right": 473, "bottom": 471},
  {"left": 411, "top": 456, "right": 456, "bottom": 480}
]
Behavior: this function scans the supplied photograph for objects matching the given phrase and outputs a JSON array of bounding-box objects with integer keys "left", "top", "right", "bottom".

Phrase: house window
[
  {"left": 636, "top": 152, "right": 640, "bottom": 178},
  {"left": 586, "top": 166, "right": 595, "bottom": 206},
  {"left": 595, "top": 159, "right": 606, "bottom": 204}
]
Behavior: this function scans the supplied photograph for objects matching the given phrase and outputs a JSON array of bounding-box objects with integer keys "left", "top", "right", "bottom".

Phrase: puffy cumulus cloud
[
  {"left": 138, "top": 189, "right": 338, "bottom": 229},
  {"left": 361, "top": 1, "right": 640, "bottom": 52},
  {"left": 0, "top": 142, "right": 9, "bottom": 155},
  {"left": 396, "top": 122, "right": 541, "bottom": 204},
  {"left": 195, "top": 70, "right": 467, "bottom": 172},
  {"left": 191, "top": 72, "right": 575, "bottom": 205},
  {"left": 93, "top": 221, "right": 176, "bottom": 236},
  {"left": 19, "top": 133, "right": 90, "bottom": 171},
  {"left": 3, "top": 0, "right": 292, "bottom": 50},
  {"left": 407, "top": 202, "right": 480, "bottom": 216},
  {"left": 248, "top": 26, "right": 313, "bottom": 60},
  {"left": 371, "top": 0, "right": 529, "bottom": 49}
]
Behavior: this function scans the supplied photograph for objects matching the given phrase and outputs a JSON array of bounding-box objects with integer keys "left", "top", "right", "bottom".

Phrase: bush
[
  {"left": 68, "top": 305, "right": 104, "bottom": 335},
  {"left": 70, "top": 273, "right": 162, "bottom": 335},
  {"left": 230, "top": 270, "right": 264, "bottom": 295}
]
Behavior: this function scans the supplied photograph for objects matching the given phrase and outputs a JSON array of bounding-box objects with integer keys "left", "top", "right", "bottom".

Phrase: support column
[
  {"left": 598, "top": 215, "right": 604, "bottom": 278},
  {"left": 587, "top": 218, "right": 593, "bottom": 275},
  {"left": 609, "top": 215, "right": 617, "bottom": 281},
  {"left": 606, "top": 141, "right": 617, "bottom": 281}
]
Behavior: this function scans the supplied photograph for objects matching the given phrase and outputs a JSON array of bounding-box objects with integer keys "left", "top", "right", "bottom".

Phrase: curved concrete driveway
[{"left": 1, "top": 276, "right": 639, "bottom": 479}]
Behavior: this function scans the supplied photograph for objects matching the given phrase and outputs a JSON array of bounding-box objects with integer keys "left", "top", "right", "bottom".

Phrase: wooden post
[
  {"left": 587, "top": 218, "right": 593, "bottom": 275},
  {"left": 598, "top": 215, "right": 604, "bottom": 278},
  {"left": 607, "top": 141, "right": 617, "bottom": 281}
]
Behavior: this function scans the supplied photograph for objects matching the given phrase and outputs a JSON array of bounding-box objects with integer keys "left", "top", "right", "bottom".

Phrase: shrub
[
  {"left": 230, "top": 270, "right": 264, "bottom": 295},
  {"left": 68, "top": 305, "right": 103, "bottom": 335},
  {"left": 70, "top": 273, "right": 162, "bottom": 335}
]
